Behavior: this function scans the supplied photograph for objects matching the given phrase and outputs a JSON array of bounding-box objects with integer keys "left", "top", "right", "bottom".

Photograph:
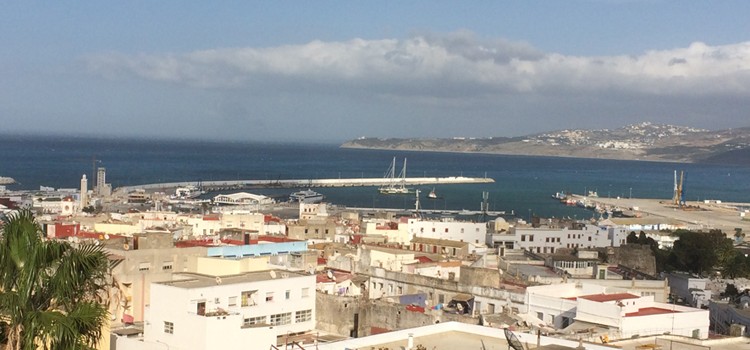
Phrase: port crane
[{"left": 672, "top": 170, "right": 687, "bottom": 207}]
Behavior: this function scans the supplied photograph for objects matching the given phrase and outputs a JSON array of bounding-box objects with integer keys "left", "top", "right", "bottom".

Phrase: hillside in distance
[{"left": 341, "top": 123, "right": 750, "bottom": 164}]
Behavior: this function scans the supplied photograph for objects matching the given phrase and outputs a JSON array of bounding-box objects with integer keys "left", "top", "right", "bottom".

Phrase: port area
[
  {"left": 569, "top": 194, "right": 750, "bottom": 235},
  {"left": 116, "top": 176, "right": 494, "bottom": 193}
]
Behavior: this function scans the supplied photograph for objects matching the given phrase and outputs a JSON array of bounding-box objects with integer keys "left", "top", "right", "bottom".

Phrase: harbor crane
[{"left": 672, "top": 170, "right": 687, "bottom": 207}]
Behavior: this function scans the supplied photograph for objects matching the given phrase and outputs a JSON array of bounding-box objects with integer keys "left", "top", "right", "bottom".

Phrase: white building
[
  {"left": 407, "top": 217, "right": 487, "bottom": 246},
  {"left": 212, "top": 192, "right": 274, "bottom": 208},
  {"left": 525, "top": 283, "right": 709, "bottom": 340},
  {"left": 496, "top": 224, "right": 627, "bottom": 254},
  {"left": 666, "top": 272, "right": 711, "bottom": 308},
  {"left": 144, "top": 270, "right": 315, "bottom": 349}
]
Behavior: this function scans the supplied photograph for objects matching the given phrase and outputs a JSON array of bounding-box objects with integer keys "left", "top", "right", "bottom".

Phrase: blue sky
[{"left": 2, "top": 1, "right": 750, "bottom": 142}]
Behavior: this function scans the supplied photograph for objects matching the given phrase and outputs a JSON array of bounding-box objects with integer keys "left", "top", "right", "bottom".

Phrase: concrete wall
[
  {"left": 315, "top": 292, "right": 478, "bottom": 338},
  {"left": 609, "top": 244, "right": 657, "bottom": 276},
  {"left": 188, "top": 256, "right": 270, "bottom": 275}
]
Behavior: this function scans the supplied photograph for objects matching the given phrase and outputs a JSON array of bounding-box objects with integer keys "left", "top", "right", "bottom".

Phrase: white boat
[
  {"left": 289, "top": 189, "right": 324, "bottom": 203},
  {"left": 427, "top": 187, "right": 438, "bottom": 199},
  {"left": 379, "top": 157, "right": 412, "bottom": 195},
  {"left": 171, "top": 185, "right": 204, "bottom": 200}
]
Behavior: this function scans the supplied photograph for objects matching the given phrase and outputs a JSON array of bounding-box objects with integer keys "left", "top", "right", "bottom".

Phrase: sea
[{"left": 1, "top": 134, "right": 749, "bottom": 219}]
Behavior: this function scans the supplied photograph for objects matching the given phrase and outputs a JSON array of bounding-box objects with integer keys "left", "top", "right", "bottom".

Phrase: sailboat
[
  {"left": 427, "top": 187, "right": 438, "bottom": 199},
  {"left": 379, "top": 157, "right": 412, "bottom": 195}
]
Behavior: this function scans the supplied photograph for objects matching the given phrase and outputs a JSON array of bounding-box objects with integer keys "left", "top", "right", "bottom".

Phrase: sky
[{"left": 1, "top": 1, "right": 750, "bottom": 143}]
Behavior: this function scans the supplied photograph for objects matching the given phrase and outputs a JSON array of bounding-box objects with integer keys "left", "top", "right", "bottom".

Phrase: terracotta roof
[
  {"left": 625, "top": 307, "right": 677, "bottom": 317},
  {"left": 578, "top": 293, "right": 640, "bottom": 303},
  {"left": 415, "top": 256, "right": 434, "bottom": 263}
]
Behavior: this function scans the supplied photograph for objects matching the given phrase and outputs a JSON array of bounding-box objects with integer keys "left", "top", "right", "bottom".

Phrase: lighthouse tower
[{"left": 80, "top": 174, "right": 88, "bottom": 210}]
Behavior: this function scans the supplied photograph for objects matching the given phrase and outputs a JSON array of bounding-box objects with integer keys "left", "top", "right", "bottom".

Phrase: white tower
[{"left": 80, "top": 174, "right": 88, "bottom": 210}]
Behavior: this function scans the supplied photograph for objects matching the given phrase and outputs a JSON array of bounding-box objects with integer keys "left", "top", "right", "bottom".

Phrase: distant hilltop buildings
[{"left": 342, "top": 122, "right": 750, "bottom": 164}]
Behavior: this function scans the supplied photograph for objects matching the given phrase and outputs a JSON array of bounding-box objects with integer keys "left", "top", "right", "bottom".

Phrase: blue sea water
[{"left": 1, "top": 134, "right": 749, "bottom": 219}]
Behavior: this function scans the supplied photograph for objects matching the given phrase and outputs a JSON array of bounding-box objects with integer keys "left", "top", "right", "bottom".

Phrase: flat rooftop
[
  {"left": 317, "top": 322, "right": 616, "bottom": 350},
  {"left": 156, "top": 270, "right": 309, "bottom": 289},
  {"left": 579, "top": 293, "right": 640, "bottom": 303}
]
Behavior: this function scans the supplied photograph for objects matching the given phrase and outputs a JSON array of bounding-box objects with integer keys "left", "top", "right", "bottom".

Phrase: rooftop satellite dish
[
  {"left": 504, "top": 328, "right": 526, "bottom": 350},
  {"left": 104, "top": 234, "right": 110, "bottom": 240},
  {"left": 269, "top": 270, "right": 277, "bottom": 279},
  {"left": 215, "top": 276, "right": 222, "bottom": 285},
  {"left": 326, "top": 270, "right": 334, "bottom": 280}
]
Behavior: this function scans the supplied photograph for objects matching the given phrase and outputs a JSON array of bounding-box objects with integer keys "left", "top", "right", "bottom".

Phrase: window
[
  {"left": 521, "top": 235, "right": 526, "bottom": 242},
  {"left": 295, "top": 309, "right": 312, "bottom": 323},
  {"left": 270, "top": 312, "right": 292, "bottom": 325},
  {"left": 302, "top": 287, "right": 310, "bottom": 298},
  {"left": 397, "top": 286, "right": 403, "bottom": 294},
  {"left": 243, "top": 316, "right": 266, "bottom": 326},
  {"left": 228, "top": 296, "right": 237, "bottom": 307},
  {"left": 529, "top": 235, "right": 534, "bottom": 242},
  {"left": 266, "top": 292, "right": 274, "bottom": 302},
  {"left": 444, "top": 228, "right": 448, "bottom": 233},
  {"left": 241, "top": 290, "right": 257, "bottom": 307},
  {"left": 164, "top": 321, "right": 174, "bottom": 334},
  {"left": 461, "top": 228, "right": 465, "bottom": 233},
  {"left": 138, "top": 262, "right": 151, "bottom": 271},
  {"left": 536, "top": 312, "right": 543, "bottom": 320},
  {"left": 285, "top": 290, "right": 291, "bottom": 300},
  {"left": 162, "top": 262, "right": 173, "bottom": 271},
  {"left": 438, "top": 294, "right": 445, "bottom": 304}
]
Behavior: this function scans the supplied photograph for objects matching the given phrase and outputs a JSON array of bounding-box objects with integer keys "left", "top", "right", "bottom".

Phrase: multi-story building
[
  {"left": 494, "top": 224, "right": 627, "bottom": 254},
  {"left": 407, "top": 217, "right": 487, "bottom": 246},
  {"left": 143, "top": 270, "right": 315, "bottom": 349},
  {"left": 526, "top": 283, "right": 709, "bottom": 340}
]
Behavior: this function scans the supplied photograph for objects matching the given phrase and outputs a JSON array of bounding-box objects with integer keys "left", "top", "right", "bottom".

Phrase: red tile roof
[
  {"left": 579, "top": 293, "right": 640, "bottom": 303},
  {"left": 625, "top": 307, "right": 677, "bottom": 317},
  {"left": 415, "top": 256, "right": 434, "bottom": 263}
]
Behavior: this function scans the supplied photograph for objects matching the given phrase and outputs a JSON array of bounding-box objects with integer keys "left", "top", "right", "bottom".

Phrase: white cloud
[{"left": 85, "top": 32, "right": 750, "bottom": 98}]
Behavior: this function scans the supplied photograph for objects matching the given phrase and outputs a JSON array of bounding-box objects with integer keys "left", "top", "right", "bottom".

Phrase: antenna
[{"left": 504, "top": 328, "right": 526, "bottom": 350}]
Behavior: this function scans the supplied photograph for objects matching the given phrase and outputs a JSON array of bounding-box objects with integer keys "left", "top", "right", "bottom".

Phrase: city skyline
[{"left": 2, "top": 1, "right": 750, "bottom": 142}]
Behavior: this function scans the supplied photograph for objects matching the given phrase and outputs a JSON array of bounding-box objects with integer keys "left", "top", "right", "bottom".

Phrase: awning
[{"left": 452, "top": 293, "right": 474, "bottom": 302}]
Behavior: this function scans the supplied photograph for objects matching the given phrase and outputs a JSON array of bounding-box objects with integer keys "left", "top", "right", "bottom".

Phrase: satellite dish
[
  {"left": 215, "top": 276, "right": 222, "bottom": 285},
  {"left": 326, "top": 270, "right": 334, "bottom": 280},
  {"left": 104, "top": 234, "right": 110, "bottom": 240},
  {"left": 269, "top": 270, "right": 277, "bottom": 279},
  {"left": 123, "top": 243, "right": 130, "bottom": 251},
  {"left": 504, "top": 328, "right": 526, "bottom": 350}
]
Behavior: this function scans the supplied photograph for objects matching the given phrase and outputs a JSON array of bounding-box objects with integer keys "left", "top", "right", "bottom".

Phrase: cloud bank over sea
[{"left": 86, "top": 31, "right": 750, "bottom": 98}]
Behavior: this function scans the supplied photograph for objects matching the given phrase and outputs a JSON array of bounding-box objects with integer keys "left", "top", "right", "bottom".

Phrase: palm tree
[{"left": 0, "top": 209, "right": 111, "bottom": 350}]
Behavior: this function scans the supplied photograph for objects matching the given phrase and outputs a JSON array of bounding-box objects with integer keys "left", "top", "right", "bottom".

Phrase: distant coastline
[{"left": 341, "top": 123, "right": 750, "bottom": 165}]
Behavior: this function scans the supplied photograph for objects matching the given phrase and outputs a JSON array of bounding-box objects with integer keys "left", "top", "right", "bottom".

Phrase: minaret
[{"left": 80, "top": 174, "right": 88, "bottom": 209}]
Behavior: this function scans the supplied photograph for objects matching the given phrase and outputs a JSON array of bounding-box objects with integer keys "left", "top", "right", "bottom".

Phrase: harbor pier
[
  {"left": 116, "top": 176, "right": 495, "bottom": 194},
  {"left": 569, "top": 194, "right": 750, "bottom": 234}
]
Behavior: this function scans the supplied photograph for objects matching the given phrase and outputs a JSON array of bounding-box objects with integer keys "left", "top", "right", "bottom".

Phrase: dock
[
  {"left": 344, "top": 207, "right": 509, "bottom": 216},
  {"left": 569, "top": 194, "right": 750, "bottom": 234},
  {"left": 116, "top": 176, "right": 495, "bottom": 193}
]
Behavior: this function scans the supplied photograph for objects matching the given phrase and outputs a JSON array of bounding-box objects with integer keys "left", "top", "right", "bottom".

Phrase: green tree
[
  {"left": 0, "top": 209, "right": 111, "bottom": 350},
  {"left": 670, "top": 229, "right": 733, "bottom": 275},
  {"left": 626, "top": 231, "right": 638, "bottom": 244}
]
